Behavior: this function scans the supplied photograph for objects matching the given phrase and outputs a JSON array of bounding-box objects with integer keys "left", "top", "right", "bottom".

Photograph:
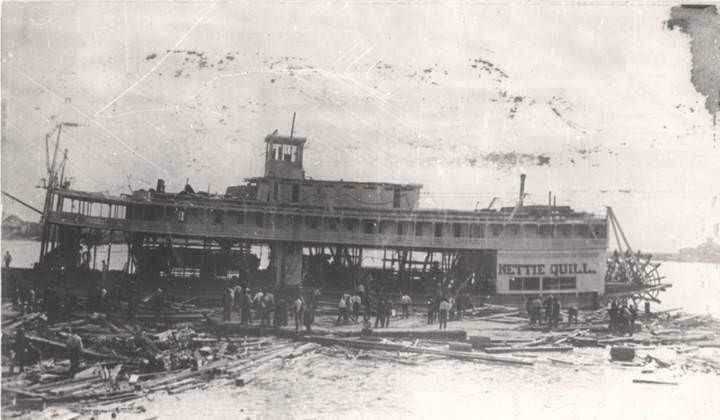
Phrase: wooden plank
[
  {"left": 632, "top": 379, "right": 678, "bottom": 385},
  {"left": 301, "top": 336, "right": 533, "bottom": 366},
  {"left": 25, "top": 334, "right": 129, "bottom": 361},
  {"left": 484, "top": 346, "right": 574, "bottom": 354}
]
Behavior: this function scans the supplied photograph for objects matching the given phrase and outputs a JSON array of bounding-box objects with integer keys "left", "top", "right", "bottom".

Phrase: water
[{"left": 1, "top": 239, "right": 129, "bottom": 271}]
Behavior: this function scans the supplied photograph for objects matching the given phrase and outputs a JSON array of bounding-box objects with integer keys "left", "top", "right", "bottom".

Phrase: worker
[
  {"left": 608, "top": 299, "right": 618, "bottom": 332},
  {"left": 456, "top": 294, "right": 465, "bottom": 320},
  {"left": 101, "top": 260, "right": 108, "bottom": 284},
  {"left": 233, "top": 284, "right": 244, "bottom": 311},
  {"left": 375, "top": 297, "right": 386, "bottom": 329},
  {"left": 616, "top": 303, "right": 628, "bottom": 335},
  {"left": 222, "top": 288, "right": 233, "bottom": 322},
  {"left": 242, "top": 288, "right": 253, "bottom": 325},
  {"left": 3, "top": 250, "right": 12, "bottom": 269},
  {"left": 152, "top": 288, "right": 164, "bottom": 321},
  {"left": 274, "top": 293, "right": 287, "bottom": 327},
  {"left": 27, "top": 288, "right": 37, "bottom": 314},
  {"left": 567, "top": 304, "right": 579, "bottom": 325},
  {"left": 303, "top": 302, "right": 314, "bottom": 333},
  {"left": 543, "top": 295, "right": 553, "bottom": 325},
  {"left": 253, "top": 289, "right": 265, "bottom": 321},
  {"left": 400, "top": 292, "right": 412, "bottom": 319},
  {"left": 351, "top": 293, "right": 361, "bottom": 321},
  {"left": 438, "top": 297, "right": 450, "bottom": 330},
  {"left": 336, "top": 294, "right": 348, "bottom": 326},
  {"left": 363, "top": 293, "right": 373, "bottom": 321},
  {"left": 447, "top": 296, "right": 455, "bottom": 321},
  {"left": 527, "top": 297, "right": 542, "bottom": 326},
  {"left": 552, "top": 296, "right": 561, "bottom": 328},
  {"left": 294, "top": 295, "right": 305, "bottom": 331},
  {"left": 66, "top": 328, "right": 84, "bottom": 377},
  {"left": 427, "top": 296, "right": 435, "bottom": 324},
  {"left": 98, "top": 288, "right": 109, "bottom": 315},
  {"left": 309, "top": 288, "right": 321, "bottom": 320},
  {"left": 628, "top": 303, "right": 637, "bottom": 336},
  {"left": 384, "top": 296, "right": 393, "bottom": 328},
  {"left": 261, "top": 290, "right": 275, "bottom": 327},
  {"left": 10, "top": 327, "right": 28, "bottom": 375},
  {"left": 526, "top": 296, "right": 533, "bottom": 319}
]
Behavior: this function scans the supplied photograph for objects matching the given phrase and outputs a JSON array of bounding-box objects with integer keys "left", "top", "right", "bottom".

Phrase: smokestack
[
  {"left": 553, "top": 195, "right": 557, "bottom": 207},
  {"left": 519, "top": 174, "right": 526, "bottom": 207},
  {"left": 548, "top": 191, "right": 552, "bottom": 207}
]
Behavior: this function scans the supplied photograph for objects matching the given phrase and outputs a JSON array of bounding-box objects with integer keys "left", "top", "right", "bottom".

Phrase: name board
[{"left": 498, "top": 263, "right": 596, "bottom": 276}]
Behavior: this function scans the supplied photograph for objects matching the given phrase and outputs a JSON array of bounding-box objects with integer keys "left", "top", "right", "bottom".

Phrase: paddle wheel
[{"left": 605, "top": 207, "right": 669, "bottom": 303}]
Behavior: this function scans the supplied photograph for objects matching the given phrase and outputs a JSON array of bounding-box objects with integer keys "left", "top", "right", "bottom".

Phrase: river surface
[{"left": 3, "top": 240, "right": 720, "bottom": 419}]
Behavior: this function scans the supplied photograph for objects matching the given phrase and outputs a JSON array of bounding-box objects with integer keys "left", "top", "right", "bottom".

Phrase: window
[
  {"left": 397, "top": 222, "right": 405, "bottom": 235},
  {"left": 379, "top": 221, "right": 393, "bottom": 234},
  {"left": 470, "top": 224, "right": 484, "bottom": 238},
  {"left": 415, "top": 223, "right": 424, "bottom": 237},
  {"left": 393, "top": 188, "right": 401, "bottom": 208},
  {"left": 524, "top": 224, "right": 538, "bottom": 237},
  {"left": 434, "top": 224, "right": 443, "bottom": 238},
  {"left": 308, "top": 216, "right": 321, "bottom": 230},
  {"left": 539, "top": 224, "right": 555, "bottom": 238},
  {"left": 273, "top": 182, "right": 279, "bottom": 201},
  {"left": 491, "top": 224, "right": 503, "bottom": 237},
  {"left": 327, "top": 218, "right": 339, "bottom": 231},
  {"left": 508, "top": 277, "right": 540, "bottom": 291},
  {"left": 343, "top": 219, "right": 357, "bottom": 232},
  {"left": 452, "top": 223, "right": 463, "bottom": 238},
  {"left": 542, "top": 277, "right": 576, "bottom": 290},
  {"left": 575, "top": 224, "right": 590, "bottom": 238},
  {"left": 176, "top": 208, "right": 186, "bottom": 223},
  {"left": 593, "top": 224, "right": 607, "bottom": 238},
  {"left": 255, "top": 213, "right": 264, "bottom": 228},
  {"left": 236, "top": 212, "right": 245, "bottom": 225},
  {"left": 291, "top": 184, "right": 300, "bottom": 202},
  {"left": 362, "top": 220, "right": 376, "bottom": 234},
  {"left": 557, "top": 224, "right": 571, "bottom": 237},
  {"left": 212, "top": 210, "right": 224, "bottom": 225},
  {"left": 508, "top": 224, "right": 520, "bottom": 236}
]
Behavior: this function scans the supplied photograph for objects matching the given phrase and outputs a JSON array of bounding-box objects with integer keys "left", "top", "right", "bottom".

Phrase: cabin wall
[
  {"left": 255, "top": 178, "right": 420, "bottom": 210},
  {"left": 494, "top": 249, "right": 607, "bottom": 296}
]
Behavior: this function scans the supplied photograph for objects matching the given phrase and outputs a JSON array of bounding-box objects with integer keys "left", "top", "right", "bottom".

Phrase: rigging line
[
  {"left": 93, "top": 1, "right": 218, "bottom": 117},
  {"left": 16, "top": 69, "right": 169, "bottom": 176}
]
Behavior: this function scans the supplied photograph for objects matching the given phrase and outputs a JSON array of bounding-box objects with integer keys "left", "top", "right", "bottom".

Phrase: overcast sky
[{"left": 2, "top": 1, "right": 718, "bottom": 252}]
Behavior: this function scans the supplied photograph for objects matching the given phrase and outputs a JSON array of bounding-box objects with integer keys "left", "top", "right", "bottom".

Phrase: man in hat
[
  {"left": 65, "top": 328, "right": 84, "bottom": 377},
  {"left": 222, "top": 288, "right": 233, "bottom": 322},
  {"left": 10, "top": 327, "right": 28, "bottom": 375}
]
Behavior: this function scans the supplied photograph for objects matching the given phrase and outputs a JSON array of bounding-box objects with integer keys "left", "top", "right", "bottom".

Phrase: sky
[{"left": 1, "top": 1, "right": 719, "bottom": 252}]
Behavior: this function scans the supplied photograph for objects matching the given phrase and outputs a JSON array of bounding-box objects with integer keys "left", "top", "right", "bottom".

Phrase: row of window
[
  {"left": 60, "top": 200, "right": 605, "bottom": 240},
  {"left": 508, "top": 276, "right": 577, "bottom": 291},
  {"left": 176, "top": 209, "right": 605, "bottom": 239}
]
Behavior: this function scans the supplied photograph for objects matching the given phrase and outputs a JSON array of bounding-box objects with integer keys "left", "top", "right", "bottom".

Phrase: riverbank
[{"left": 3, "top": 295, "right": 719, "bottom": 420}]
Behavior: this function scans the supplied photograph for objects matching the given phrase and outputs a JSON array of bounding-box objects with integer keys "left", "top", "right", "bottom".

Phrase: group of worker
[
  {"left": 9, "top": 326, "right": 84, "bottom": 378},
  {"left": 221, "top": 286, "right": 321, "bottom": 332},
  {"left": 608, "top": 298, "right": 638, "bottom": 336},
  {"left": 336, "top": 293, "right": 363, "bottom": 325},
  {"left": 426, "top": 294, "right": 469, "bottom": 327},
  {"left": 526, "top": 295, "right": 578, "bottom": 328}
]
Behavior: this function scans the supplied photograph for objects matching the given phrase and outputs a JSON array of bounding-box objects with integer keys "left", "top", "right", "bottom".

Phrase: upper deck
[{"left": 46, "top": 187, "right": 608, "bottom": 252}]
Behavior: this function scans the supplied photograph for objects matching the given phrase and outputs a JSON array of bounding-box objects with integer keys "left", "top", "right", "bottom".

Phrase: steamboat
[{"left": 9, "top": 120, "right": 669, "bottom": 307}]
